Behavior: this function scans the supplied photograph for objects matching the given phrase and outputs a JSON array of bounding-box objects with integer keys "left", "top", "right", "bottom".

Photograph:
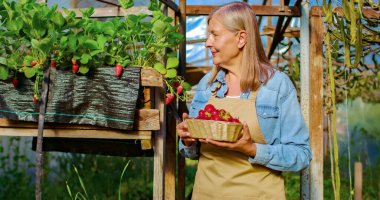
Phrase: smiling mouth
[{"left": 211, "top": 52, "right": 216, "bottom": 57}]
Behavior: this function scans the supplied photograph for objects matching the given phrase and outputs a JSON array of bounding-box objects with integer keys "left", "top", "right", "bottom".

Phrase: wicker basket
[{"left": 186, "top": 119, "right": 243, "bottom": 142}]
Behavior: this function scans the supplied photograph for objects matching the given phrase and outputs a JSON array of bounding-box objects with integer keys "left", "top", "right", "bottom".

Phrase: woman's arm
[{"left": 249, "top": 88, "right": 312, "bottom": 172}]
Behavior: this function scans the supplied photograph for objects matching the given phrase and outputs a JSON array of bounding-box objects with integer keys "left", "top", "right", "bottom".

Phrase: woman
[{"left": 177, "top": 2, "right": 312, "bottom": 199}]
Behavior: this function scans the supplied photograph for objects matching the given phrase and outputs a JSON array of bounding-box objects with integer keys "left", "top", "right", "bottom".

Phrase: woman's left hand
[{"left": 199, "top": 122, "right": 257, "bottom": 157}]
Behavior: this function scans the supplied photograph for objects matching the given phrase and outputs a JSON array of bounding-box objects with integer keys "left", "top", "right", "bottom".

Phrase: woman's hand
[
  {"left": 177, "top": 113, "right": 197, "bottom": 146},
  {"left": 199, "top": 122, "right": 257, "bottom": 157}
]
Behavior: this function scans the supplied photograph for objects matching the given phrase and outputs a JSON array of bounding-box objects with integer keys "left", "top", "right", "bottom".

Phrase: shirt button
[{"left": 263, "top": 113, "right": 267, "bottom": 117}]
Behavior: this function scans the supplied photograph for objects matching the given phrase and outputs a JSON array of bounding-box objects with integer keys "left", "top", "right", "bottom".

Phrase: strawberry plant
[{"left": 0, "top": 0, "right": 190, "bottom": 103}]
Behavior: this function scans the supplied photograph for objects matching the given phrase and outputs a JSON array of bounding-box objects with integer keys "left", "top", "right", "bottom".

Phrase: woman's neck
[{"left": 225, "top": 71, "right": 241, "bottom": 96}]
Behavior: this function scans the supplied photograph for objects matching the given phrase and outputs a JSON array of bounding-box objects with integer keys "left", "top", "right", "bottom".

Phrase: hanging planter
[
  {"left": 0, "top": 0, "right": 191, "bottom": 129},
  {"left": 0, "top": 67, "right": 141, "bottom": 130}
]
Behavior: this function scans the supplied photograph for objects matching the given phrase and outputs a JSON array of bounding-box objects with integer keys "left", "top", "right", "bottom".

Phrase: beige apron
[{"left": 192, "top": 91, "right": 285, "bottom": 200}]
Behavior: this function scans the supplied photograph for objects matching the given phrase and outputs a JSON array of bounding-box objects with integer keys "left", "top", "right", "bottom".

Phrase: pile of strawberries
[{"left": 196, "top": 104, "right": 240, "bottom": 123}]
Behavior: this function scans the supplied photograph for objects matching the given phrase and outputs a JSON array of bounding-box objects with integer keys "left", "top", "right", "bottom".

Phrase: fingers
[{"left": 182, "top": 113, "right": 189, "bottom": 121}]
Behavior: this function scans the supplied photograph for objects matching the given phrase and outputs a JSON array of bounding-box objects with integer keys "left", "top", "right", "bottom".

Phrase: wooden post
[
  {"left": 354, "top": 162, "right": 363, "bottom": 200},
  {"left": 153, "top": 87, "right": 166, "bottom": 200},
  {"left": 164, "top": 6, "right": 177, "bottom": 200},
  {"left": 309, "top": 9, "right": 324, "bottom": 200},
  {"left": 178, "top": 0, "right": 187, "bottom": 200}
]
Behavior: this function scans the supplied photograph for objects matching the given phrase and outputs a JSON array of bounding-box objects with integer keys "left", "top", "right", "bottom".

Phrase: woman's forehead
[{"left": 207, "top": 16, "right": 225, "bottom": 32}]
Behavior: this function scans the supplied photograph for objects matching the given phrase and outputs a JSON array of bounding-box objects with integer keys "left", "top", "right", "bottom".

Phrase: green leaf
[
  {"left": 353, "top": 24, "right": 362, "bottom": 68},
  {"left": 23, "top": 55, "right": 33, "bottom": 66},
  {"left": 83, "top": 39, "right": 99, "bottom": 50},
  {"left": 152, "top": 20, "right": 166, "bottom": 38},
  {"left": 52, "top": 12, "right": 65, "bottom": 28},
  {"left": 39, "top": 37, "right": 53, "bottom": 53},
  {"left": 153, "top": 62, "right": 166, "bottom": 75},
  {"left": 102, "top": 21, "right": 115, "bottom": 36},
  {"left": 78, "top": 65, "right": 90, "bottom": 75},
  {"left": 6, "top": 17, "right": 23, "bottom": 32},
  {"left": 31, "top": 39, "right": 40, "bottom": 49},
  {"left": 0, "top": 57, "right": 6, "bottom": 65},
  {"left": 24, "top": 67, "right": 36, "bottom": 78},
  {"left": 165, "top": 69, "right": 177, "bottom": 78},
  {"left": 166, "top": 57, "right": 179, "bottom": 69},
  {"left": 0, "top": 66, "right": 8, "bottom": 80},
  {"left": 96, "top": 34, "right": 107, "bottom": 50},
  {"left": 68, "top": 35, "right": 78, "bottom": 52},
  {"left": 32, "top": 12, "right": 46, "bottom": 39},
  {"left": 80, "top": 54, "right": 92, "bottom": 64},
  {"left": 60, "top": 36, "right": 68, "bottom": 47},
  {"left": 119, "top": 0, "right": 134, "bottom": 10},
  {"left": 90, "top": 50, "right": 103, "bottom": 57},
  {"left": 182, "top": 82, "right": 192, "bottom": 92}
]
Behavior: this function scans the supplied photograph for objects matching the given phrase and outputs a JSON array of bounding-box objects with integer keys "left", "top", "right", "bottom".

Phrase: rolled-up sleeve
[{"left": 179, "top": 139, "right": 200, "bottom": 159}]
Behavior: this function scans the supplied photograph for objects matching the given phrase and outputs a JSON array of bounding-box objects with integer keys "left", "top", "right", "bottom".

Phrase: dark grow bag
[{"left": 0, "top": 67, "right": 141, "bottom": 130}]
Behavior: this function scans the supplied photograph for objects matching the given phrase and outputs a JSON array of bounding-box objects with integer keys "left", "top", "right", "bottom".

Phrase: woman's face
[{"left": 206, "top": 16, "right": 241, "bottom": 68}]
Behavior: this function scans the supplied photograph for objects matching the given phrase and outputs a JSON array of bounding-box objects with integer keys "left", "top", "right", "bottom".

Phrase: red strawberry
[
  {"left": 204, "top": 111, "right": 211, "bottom": 120},
  {"left": 173, "top": 81, "right": 180, "bottom": 88},
  {"left": 211, "top": 115, "right": 222, "bottom": 121},
  {"left": 11, "top": 78, "right": 19, "bottom": 87},
  {"left": 176, "top": 86, "right": 183, "bottom": 95},
  {"left": 197, "top": 110, "right": 207, "bottom": 119},
  {"left": 210, "top": 109, "right": 219, "bottom": 118},
  {"left": 115, "top": 64, "right": 123, "bottom": 77},
  {"left": 33, "top": 95, "right": 39, "bottom": 103},
  {"left": 50, "top": 60, "right": 57, "bottom": 68},
  {"left": 232, "top": 118, "right": 240, "bottom": 123},
  {"left": 30, "top": 61, "right": 37, "bottom": 67},
  {"left": 204, "top": 104, "right": 216, "bottom": 113},
  {"left": 165, "top": 94, "right": 174, "bottom": 105},
  {"left": 72, "top": 64, "right": 79, "bottom": 73}
]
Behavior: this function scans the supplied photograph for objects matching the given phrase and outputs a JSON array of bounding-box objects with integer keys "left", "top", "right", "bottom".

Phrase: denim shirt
[{"left": 179, "top": 69, "right": 312, "bottom": 172}]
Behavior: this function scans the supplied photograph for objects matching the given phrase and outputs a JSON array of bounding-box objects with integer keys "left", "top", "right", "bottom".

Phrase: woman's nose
[{"left": 205, "top": 37, "right": 212, "bottom": 48}]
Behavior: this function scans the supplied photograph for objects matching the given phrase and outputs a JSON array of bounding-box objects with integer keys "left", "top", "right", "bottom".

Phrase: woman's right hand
[{"left": 177, "top": 113, "right": 197, "bottom": 146}]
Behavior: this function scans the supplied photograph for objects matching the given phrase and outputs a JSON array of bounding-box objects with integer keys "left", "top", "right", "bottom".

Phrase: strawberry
[
  {"left": 204, "top": 104, "right": 216, "bottom": 113},
  {"left": 33, "top": 95, "right": 39, "bottom": 103},
  {"left": 211, "top": 115, "right": 222, "bottom": 121},
  {"left": 11, "top": 78, "right": 19, "bottom": 88},
  {"left": 176, "top": 86, "right": 183, "bottom": 95},
  {"left": 165, "top": 94, "right": 174, "bottom": 105},
  {"left": 72, "top": 64, "right": 79, "bottom": 73},
  {"left": 197, "top": 110, "right": 206, "bottom": 119},
  {"left": 50, "top": 60, "right": 57, "bottom": 68},
  {"left": 71, "top": 58, "right": 77, "bottom": 65},
  {"left": 232, "top": 118, "right": 240, "bottom": 123},
  {"left": 115, "top": 64, "right": 123, "bottom": 77},
  {"left": 173, "top": 81, "right": 180, "bottom": 88},
  {"left": 30, "top": 61, "right": 37, "bottom": 67}
]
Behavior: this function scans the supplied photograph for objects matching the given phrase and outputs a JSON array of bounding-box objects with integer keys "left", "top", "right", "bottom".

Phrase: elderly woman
[{"left": 177, "top": 2, "right": 312, "bottom": 199}]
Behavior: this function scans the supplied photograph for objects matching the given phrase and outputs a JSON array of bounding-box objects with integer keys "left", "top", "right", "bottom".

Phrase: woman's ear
[{"left": 237, "top": 30, "right": 247, "bottom": 49}]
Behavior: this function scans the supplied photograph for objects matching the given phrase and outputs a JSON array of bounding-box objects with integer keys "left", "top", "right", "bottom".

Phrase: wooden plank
[
  {"left": 309, "top": 14, "right": 324, "bottom": 200},
  {"left": 160, "top": 0, "right": 180, "bottom": 13},
  {"left": 165, "top": 106, "right": 176, "bottom": 200},
  {"left": 0, "top": 128, "right": 151, "bottom": 139},
  {"left": 354, "top": 162, "right": 363, "bottom": 200},
  {"left": 186, "top": 5, "right": 301, "bottom": 16},
  {"left": 60, "top": 7, "right": 152, "bottom": 18},
  {"left": 0, "top": 109, "right": 159, "bottom": 131},
  {"left": 141, "top": 69, "right": 164, "bottom": 87},
  {"left": 135, "top": 109, "right": 160, "bottom": 130},
  {"left": 310, "top": 6, "right": 380, "bottom": 19},
  {"left": 178, "top": 1, "right": 187, "bottom": 199},
  {"left": 153, "top": 87, "right": 166, "bottom": 200}
]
